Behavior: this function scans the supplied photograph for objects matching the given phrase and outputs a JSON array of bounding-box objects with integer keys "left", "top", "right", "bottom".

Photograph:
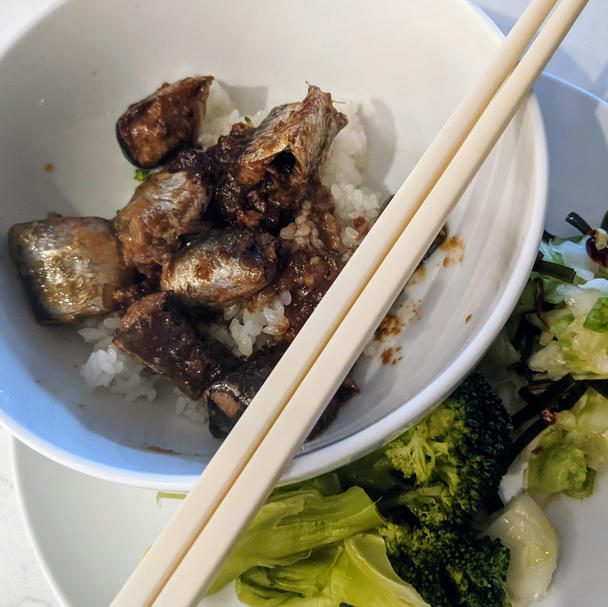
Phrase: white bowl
[{"left": 0, "top": 0, "right": 547, "bottom": 490}]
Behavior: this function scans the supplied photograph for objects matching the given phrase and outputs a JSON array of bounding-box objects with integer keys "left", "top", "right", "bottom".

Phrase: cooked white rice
[
  {"left": 80, "top": 81, "right": 382, "bottom": 412},
  {"left": 79, "top": 314, "right": 159, "bottom": 403}
]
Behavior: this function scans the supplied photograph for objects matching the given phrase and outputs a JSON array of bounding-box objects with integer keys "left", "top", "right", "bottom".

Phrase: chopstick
[{"left": 111, "top": 0, "right": 587, "bottom": 605}]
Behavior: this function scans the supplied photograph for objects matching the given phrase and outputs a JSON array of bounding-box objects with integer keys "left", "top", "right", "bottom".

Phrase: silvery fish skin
[
  {"left": 114, "top": 154, "right": 210, "bottom": 276},
  {"left": 8, "top": 215, "right": 123, "bottom": 323},
  {"left": 236, "top": 85, "right": 348, "bottom": 187},
  {"left": 116, "top": 76, "right": 213, "bottom": 169},
  {"left": 204, "top": 353, "right": 359, "bottom": 440},
  {"left": 214, "top": 86, "right": 347, "bottom": 229},
  {"left": 204, "top": 355, "right": 277, "bottom": 438},
  {"left": 161, "top": 228, "right": 277, "bottom": 307}
]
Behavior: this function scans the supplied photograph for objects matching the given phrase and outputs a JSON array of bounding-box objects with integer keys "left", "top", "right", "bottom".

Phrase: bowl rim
[{"left": 0, "top": 0, "right": 548, "bottom": 490}]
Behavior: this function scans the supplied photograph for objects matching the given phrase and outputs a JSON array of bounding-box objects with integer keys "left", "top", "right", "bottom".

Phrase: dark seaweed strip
[
  {"left": 565, "top": 211, "right": 592, "bottom": 234},
  {"left": 509, "top": 316, "right": 542, "bottom": 382},
  {"left": 511, "top": 374, "right": 575, "bottom": 427},
  {"left": 542, "top": 229, "right": 556, "bottom": 242},
  {"left": 522, "top": 322, "right": 540, "bottom": 360},
  {"left": 552, "top": 382, "right": 588, "bottom": 414},
  {"left": 508, "top": 419, "right": 546, "bottom": 466},
  {"left": 507, "top": 382, "right": 587, "bottom": 467},
  {"left": 527, "top": 378, "right": 556, "bottom": 390},
  {"left": 601, "top": 211, "right": 608, "bottom": 231},
  {"left": 510, "top": 316, "right": 528, "bottom": 353},
  {"left": 533, "top": 278, "right": 548, "bottom": 327},
  {"left": 586, "top": 379, "right": 608, "bottom": 399},
  {"left": 532, "top": 259, "right": 576, "bottom": 283}
]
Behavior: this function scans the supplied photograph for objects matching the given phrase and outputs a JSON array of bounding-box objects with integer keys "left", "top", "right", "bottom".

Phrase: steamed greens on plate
[
  {"left": 491, "top": 211, "right": 608, "bottom": 501},
  {"left": 524, "top": 217, "right": 608, "bottom": 380}
]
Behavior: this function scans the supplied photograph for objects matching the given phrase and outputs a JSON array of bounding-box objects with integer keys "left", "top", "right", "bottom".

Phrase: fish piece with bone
[
  {"left": 161, "top": 228, "right": 278, "bottom": 307},
  {"left": 116, "top": 76, "right": 213, "bottom": 169},
  {"left": 214, "top": 85, "right": 347, "bottom": 229},
  {"left": 113, "top": 291, "right": 237, "bottom": 400},
  {"left": 113, "top": 148, "right": 212, "bottom": 276},
  {"left": 8, "top": 214, "right": 125, "bottom": 323},
  {"left": 205, "top": 352, "right": 359, "bottom": 439}
]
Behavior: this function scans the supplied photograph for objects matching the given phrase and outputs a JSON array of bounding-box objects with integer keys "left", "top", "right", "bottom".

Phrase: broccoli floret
[
  {"left": 381, "top": 522, "right": 511, "bottom": 607},
  {"left": 338, "top": 372, "right": 513, "bottom": 606},
  {"left": 340, "top": 371, "right": 513, "bottom": 527}
]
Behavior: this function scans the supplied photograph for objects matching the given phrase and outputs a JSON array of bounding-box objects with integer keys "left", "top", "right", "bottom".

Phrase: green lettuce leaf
[
  {"left": 235, "top": 533, "right": 429, "bottom": 607},
  {"left": 527, "top": 442, "right": 591, "bottom": 497},
  {"left": 527, "top": 388, "right": 608, "bottom": 498},
  {"left": 210, "top": 486, "right": 383, "bottom": 593},
  {"left": 528, "top": 285, "right": 608, "bottom": 380},
  {"left": 584, "top": 296, "right": 608, "bottom": 332}
]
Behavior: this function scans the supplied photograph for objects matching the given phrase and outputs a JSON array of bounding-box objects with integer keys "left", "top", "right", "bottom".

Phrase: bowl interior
[{"left": 0, "top": 0, "right": 546, "bottom": 489}]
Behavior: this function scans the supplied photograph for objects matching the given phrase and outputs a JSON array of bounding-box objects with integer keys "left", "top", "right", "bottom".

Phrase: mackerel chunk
[
  {"left": 205, "top": 354, "right": 277, "bottom": 438},
  {"left": 114, "top": 149, "right": 211, "bottom": 276},
  {"left": 214, "top": 85, "right": 347, "bottom": 229},
  {"left": 116, "top": 76, "right": 213, "bottom": 168},
  {"left": 8, "top": 214, "right": 124, "bottom": 323},
  {"left": 236, "top": 85, "right": 347, "bottom": 186},
  {"left": 205, "top": 351, "right": 359, "bottom": 440},
  {"left": 113, "top": 292, "right": 235, "bottom": 400},
  {"left": 161, "top": 228, "right": 277, "bottom": 307}
]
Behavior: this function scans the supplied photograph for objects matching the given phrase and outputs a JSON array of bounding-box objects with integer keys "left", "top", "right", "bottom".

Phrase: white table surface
[{"left": 0, "top": 1, "right": 606, "bottom": 606}]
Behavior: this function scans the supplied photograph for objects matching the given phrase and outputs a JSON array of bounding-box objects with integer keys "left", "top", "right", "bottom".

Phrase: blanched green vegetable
[
  {"left": 484, "top": 493, "right": 558, "bottom": 603},
  {"left": 585, "top": 296, "right": 608, "bottom": 331},
  {"left": 210, "top": 486, "right": 382, "bottom": 592},
  {"left": 528, "top": 281, "right": 608, "bottom": 380},
  {"left": 527, "top": 388, "right": 608, "bottom": 497},
  {"left": 236, "top": 533, "right": 429, "bottom": 607},
  {"left": 527, "top": 441, "right": 593, "bottom": 497}
]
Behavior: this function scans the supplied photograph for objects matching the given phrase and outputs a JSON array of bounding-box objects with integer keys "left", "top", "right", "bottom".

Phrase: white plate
[
  {"left": 10, "top": 74, "right": 608, "bottom": 607},
  {"left": 0, "top": 0, "right": 546, "bottom": 489}
]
